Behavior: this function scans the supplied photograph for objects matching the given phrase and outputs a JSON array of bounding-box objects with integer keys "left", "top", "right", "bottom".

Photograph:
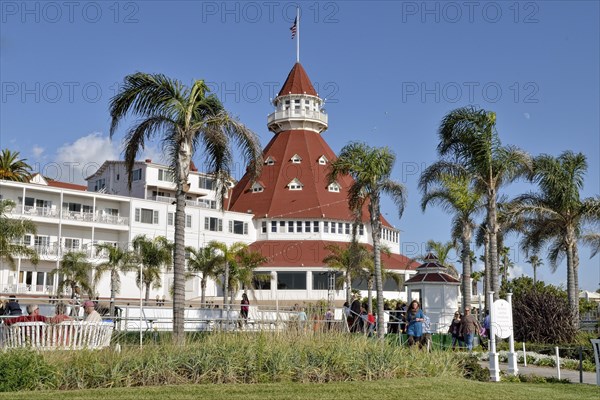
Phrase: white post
[
  {"left": 522, "top": 342, "right": 527, "bottom": 366},
  {"left": 506, "top": 292, "right": 518, "bottom": 375},
  {"left": 139, "top": 263, "right": 143, "bottom": 348},
  {"left": 591, "top": 339, "right": 600, "bottom": 386},
  {"left": 488, "top": 291, "right": 500, "bottom": 382},
  {"left": 555, "top": 346, "right": 561, "bottom": 380}
]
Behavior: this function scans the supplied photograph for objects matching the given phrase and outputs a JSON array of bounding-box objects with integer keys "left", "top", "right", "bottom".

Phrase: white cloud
[
  {"left": 523, "top": 112, "right": 531, "bottom": 120},
  {"left": 50, "top": 133, "right": 119, "bottom": 184},
  {"left": 32, "top": 145, "right": 44, "bottom": 158},
  {"left": 508, "top": 264, "right": 526, "bottom": 279}
]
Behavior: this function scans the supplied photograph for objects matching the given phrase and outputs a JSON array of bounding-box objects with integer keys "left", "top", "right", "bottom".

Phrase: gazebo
[{"left": 404, "top": 253, "right": 460, "bottom": 333}]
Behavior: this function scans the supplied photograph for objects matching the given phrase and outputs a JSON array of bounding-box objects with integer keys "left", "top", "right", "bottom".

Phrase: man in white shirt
[{"left": 83, "top": 300, "right": 102, "bottom": 322}]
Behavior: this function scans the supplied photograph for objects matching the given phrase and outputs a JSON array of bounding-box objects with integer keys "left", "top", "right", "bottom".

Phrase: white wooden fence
[{"left": 0, "top": 321, "right": 113, "bottom": 350}]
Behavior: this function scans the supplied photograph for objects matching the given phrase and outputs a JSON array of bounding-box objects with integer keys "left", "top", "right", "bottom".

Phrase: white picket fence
[{"left": 0, "top": 321, "right": 113, "bottom": 350}]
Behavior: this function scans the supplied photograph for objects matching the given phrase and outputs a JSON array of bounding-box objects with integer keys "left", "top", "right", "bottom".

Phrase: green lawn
[{"left": 1, "top": 378, "right": 598, "bottom": 400}]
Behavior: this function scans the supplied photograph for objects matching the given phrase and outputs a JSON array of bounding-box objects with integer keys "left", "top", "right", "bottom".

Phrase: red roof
[
  {"left": 47, "top": 181, "right": 87, "bottom": 191},
  {"left": 227, "top": 129, "right": 394, "bottom": 227},
  {"left": 277, "top": 63, "right": 317, "bottom": 97},
  {"left": 249, "top": 240, "right": 419, "bottom": 270},
  {"left": 405, "top": 273, "right": 460, "bottom": 284}
]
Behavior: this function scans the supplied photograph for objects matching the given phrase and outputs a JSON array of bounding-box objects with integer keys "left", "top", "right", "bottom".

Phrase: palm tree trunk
[
  {"left": 200, "top": 278, "right": 207, "bottom": 307},
  {"left": 483, "top": 234, "right": 490, "bottom": 311},
  {"left": 369, "top": 196, "right": 385, "bottom": 339},
  {"left": 488, "top": 191, "right": 500, "bottom": 301},
  {"left": 565, "top": 228, "right": 578, "bottom": 329},
  {"left": 145, "top": 281, "right": 151, "bottom": 304},
  {"left": 345, "top": 273, "right": 352, "bottom": 305},
  {"left": 110, "top": 270, "right": 117, "bottom": 317},
  {"left": 461, "top": 228, "right": 472, "bottom": 314},
  {"left": 223, "top": 261, "right": 229, "bottom": 310},
  {"left": 172, "top": 189, "right": 186, "bottom": 345},
  {"left": 573, "top": 243, "right": 580, "bottom": 325}
]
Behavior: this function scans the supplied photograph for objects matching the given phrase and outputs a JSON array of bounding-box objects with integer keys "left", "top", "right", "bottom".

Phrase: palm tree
[
  {"left": 94, "top": 243, "right": 139, "bottom": 315},
  {"left": 420, "top": 171, "right": 483, "bottom": 313},
  {"left": 0, "top": 149, "right": 32, "bottom": 182},
  {"left": 434, "top": 106, "right": 530, "bottom": 300},
  {"left": 0, "top": 199, "right": 38, "bottom": 268},
  {"left": 132, "top": 235, "right": 173, "bottom": 304},
  {"left": 471, "top": 270, "right": 484, "bottom": 296},
  {"left": 525, "top": 254, "right": 543, "bottom": 284},
  {"left": 54, "top": 251, "right": 93, "bottom": 298},
  {"left": 109, "top": 72, "right": 262, "bottom": 343},
  {"left": 328, "top": 142, "right": 407, "bottom": 339},
  {"left": 508, "top": 151, "right": 600, "bottom": 325},
  {"left": 209, "top": 241, "right": 248, "bottom": 309},
  {"left": 499, "top": 246, "right": 514, "bottom": 285},
  {"left": 185, "top": 245, "right": 221, "bottom": 307},
  {"left": 228, "top": 247, "right": 267, "bottom": 304}
]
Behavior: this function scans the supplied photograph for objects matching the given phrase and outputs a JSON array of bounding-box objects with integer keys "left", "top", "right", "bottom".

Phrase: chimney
[{"left": 145, "top": 159, "right": 152, "bottom": 163}]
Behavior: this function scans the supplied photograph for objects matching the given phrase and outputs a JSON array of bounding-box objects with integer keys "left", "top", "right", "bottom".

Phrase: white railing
[
  {"left": 0, "top": 321, "right": 114, "bottom": 350},
  {"left": 267, "top": 109, "right": 328, "bottom": 125},
  {"left": 9, "top": 206, "right": 128, "bottom": 226}
]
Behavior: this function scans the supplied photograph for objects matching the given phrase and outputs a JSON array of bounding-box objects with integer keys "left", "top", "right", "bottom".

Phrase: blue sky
[{"left": 1, "top": 1, "right": 599, "bottom": 291}]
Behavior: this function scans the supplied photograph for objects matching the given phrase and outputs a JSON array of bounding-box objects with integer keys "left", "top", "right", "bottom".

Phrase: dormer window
[
  {"left": 291, "top": 154, "right": 302, "bottom": 164},
  {"left": 287, "top": 178, "right": 303, "bottom": 190},
  {"left": 251, "top": 182, "right": 265, "bottom": 193},
  {"left": 318, "top": 155, "right": 328, "bottom": 165},
  {"left": 328, "top": 182, "right": 341, "bottom": 193},
  {"left": 265, "top": 156, "right": 276, "bottom": 166}
]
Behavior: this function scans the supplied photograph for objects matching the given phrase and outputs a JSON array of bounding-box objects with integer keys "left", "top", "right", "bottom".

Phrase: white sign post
[
  {"left": 488, "top": 292, "right": 500, "bottom": 382},
  {"left": 506, "top": 292, "right": 518, "bottom": 375},
  {"left": 489, "top": 293, "right": 518, "bottom": 381}
]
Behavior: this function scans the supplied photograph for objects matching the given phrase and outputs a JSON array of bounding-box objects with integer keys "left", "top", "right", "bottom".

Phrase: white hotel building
[{"left": 0, "top": 62, "right": 418, "bottom": 306}]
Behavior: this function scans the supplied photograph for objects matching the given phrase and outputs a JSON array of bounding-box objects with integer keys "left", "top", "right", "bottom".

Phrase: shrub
[
  {"left": 458, "top": 355, "right": 489, "bottom": 382},
  {"left": 0, "top": 350, "right": 57, "bottom": 392}
]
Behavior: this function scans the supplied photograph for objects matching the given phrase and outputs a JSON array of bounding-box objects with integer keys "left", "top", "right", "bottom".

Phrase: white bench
[{"left": 0, "top": 321, "right": 114, "bottom": 350}]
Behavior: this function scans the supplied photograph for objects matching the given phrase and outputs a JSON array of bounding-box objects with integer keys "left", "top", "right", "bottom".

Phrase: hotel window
[
  {"left": 305, "top": 221, "right": 311, "bottom": 233},
  {"left": 271, "top": 221, "right": 277, "bottom": 233},
  {"left": 265, "top": 156, "right": 275, "bottom": 166},
  {"left": 288, "top": 178, "right": 303, "bottom": 190},
  {"left": 63, "top": 202, "right": 82, "bottom": 212},
  {"left": 328, "top": 182, "right": 340, "bottom": 193},
  {"left": 279, "top": 221, "right": 286, "bottom": 233},
  {"left": 158, "top": 169, "right": 175, "bottom": 182},
  {"left": 296, "top": 221, "right": 303, "bottom": 233},
  {"left": 186, "top": 215, "right": 192, "bottom": 228},
  {"left": 288, "top": 221, "right": 294, "bottom": 233},
  {"left": 290, "top": 154, "right": 302, "bottom": 164},
  {"left": 323, "top": 221, "right": 329, "bottom": 233},
  {"left": 261, "top": 221, "right": 267, "bottom": 233},
  {"left": 253, "top": 272, "right": 272, "bottom": 290},
  {"left": 294, "top": 99, "right": 301, "bottom": 110},
  {"left": 251, "top": 182, "right": 264, "bottom": 193},
  {"left": 313, "top": 221, "right": 319, "bottom": 232},
  {"left": 132, "top": 169, "right": 142, "bottom": 181},
  {"left": 345, "top": 223, "right": 350, "bottom": 235},
  {"left": 277, "top": 272, "right": 306, "bottom": 290},
  {"left": 168, "top": 212, "right": 174, "bottom": 226},
  {"left": 94, "top": 178, "right": 106, "bottom": 191},
  {"left": 229, "top": 220, "right": 248, "bottom": 235},
  {"left": 359, "top": 224, "right": 364, "bottom": 236},
  {"left": 318, "top": 155, "right": 328, "bottom": 165},
  {"left": 135, "top": 208, "right": 159, "bottom": 224},
  {"left": 199, "top": 176, "right": 216, "bottom": 190},
  {"left": 64, "top": 238, "right": 80, "bottom": 251},
  {"left": 204, "top": 217, "right": 223, "bottom": 232},
  {"left": 331, "top": 222, "right": 336, "bottom": 234}
]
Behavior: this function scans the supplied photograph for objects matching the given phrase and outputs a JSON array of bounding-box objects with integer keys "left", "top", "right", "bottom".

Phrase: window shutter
[
  {"left": 153, "top": 210, "right": 159, "bottom": 224},
  {"left": 135, "top": 208, "right": 140, "bottom": 222}
]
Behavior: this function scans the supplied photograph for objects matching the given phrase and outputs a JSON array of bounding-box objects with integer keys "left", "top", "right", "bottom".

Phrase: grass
[{"left": 0, "top": 378, "right": 597, "bottom": 400}]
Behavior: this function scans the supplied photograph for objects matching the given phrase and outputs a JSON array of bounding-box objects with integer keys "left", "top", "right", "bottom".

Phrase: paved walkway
[{"left": 478, "top": 361, "right": 598, "bottom": 385}]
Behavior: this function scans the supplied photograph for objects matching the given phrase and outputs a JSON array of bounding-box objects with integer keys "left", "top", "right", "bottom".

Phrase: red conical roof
[
  {"left": 277, "top": 63, "right": 317, "bottom": 97},
  {"left": 228, "top": 129, "right": 393, "bottom": 227}
]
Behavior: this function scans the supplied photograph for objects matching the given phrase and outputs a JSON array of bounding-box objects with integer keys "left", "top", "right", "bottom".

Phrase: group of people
[
  {"left": 1, "top": 298, "right": 103, "bottom": 326},
  {"left": 448, "top": 309, "right": 488, "bottom": 351},
  {"left": 343, "top": 294, "right": 378, "bottom": 337}
]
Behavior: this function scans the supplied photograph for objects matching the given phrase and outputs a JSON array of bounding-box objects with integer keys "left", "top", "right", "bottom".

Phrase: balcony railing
[
  {"left": 146, "top": 195, "right": 216, "bottom": 209},
  {"left": 9, "top": 206, "right": 128, "bottom": 226},
  {"left": 267, "top": 109, "right": 328, "bottom": 125}
]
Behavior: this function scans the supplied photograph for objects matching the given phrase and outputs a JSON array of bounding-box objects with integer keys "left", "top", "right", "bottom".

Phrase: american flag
[{"left": 290, "top": 17, "right": 297, "bottom": 39}]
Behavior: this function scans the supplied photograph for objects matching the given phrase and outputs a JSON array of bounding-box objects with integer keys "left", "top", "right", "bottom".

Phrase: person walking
[
  {"left": 460, "top": 308, "right": 481, "bottom": 352},
  {"left": 448, "top": 311, "right": 463, "bottom": 349},
  {"left": 406, "top": 300, "right": 424, "bottom": 346},
  {"left": 240, "top": 293, "right": 250, "bottom": 327}
]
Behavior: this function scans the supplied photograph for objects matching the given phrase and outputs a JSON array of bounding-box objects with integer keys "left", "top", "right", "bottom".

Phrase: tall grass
[{"left": 2, "top": 331, "right": 463, "bottom": 391}]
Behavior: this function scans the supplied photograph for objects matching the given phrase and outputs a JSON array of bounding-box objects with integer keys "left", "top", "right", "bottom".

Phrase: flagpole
[{"left": 296, "top": 7, "right": 300, "bottom": 63}]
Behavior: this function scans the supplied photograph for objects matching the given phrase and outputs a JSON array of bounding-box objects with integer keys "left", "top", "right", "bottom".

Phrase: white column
[
  {"left": 506, "top": 292, "right": 519, "bottom": 375},
  {"left": 488, "top": 291, "right": 500, "bottom": 382}
]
